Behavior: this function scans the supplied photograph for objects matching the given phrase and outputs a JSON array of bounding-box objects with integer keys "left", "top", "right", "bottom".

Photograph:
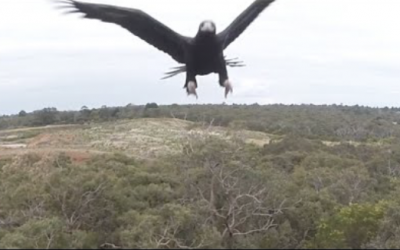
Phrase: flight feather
[
  {"left": 217, "top": 0, "right": 276, "bottom": 50},
  {"left": 56, "top": 0, "right": 191, "bottom": 63}
]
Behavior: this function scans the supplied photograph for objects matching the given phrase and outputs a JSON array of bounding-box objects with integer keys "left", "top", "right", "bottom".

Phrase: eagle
[{"left": 55, "top": 0, "right": 277, "bottom": 98}]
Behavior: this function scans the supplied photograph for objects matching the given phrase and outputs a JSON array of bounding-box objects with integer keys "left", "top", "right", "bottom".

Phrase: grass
[
  {"left": 0, "top": 130, "right": 41, "bottom": 142},
  {"left": 0, "top": 158, "right": 12, "bottom": 168},
  {"left": 0, "top": 118, "right": 274, "bottom": 161}
]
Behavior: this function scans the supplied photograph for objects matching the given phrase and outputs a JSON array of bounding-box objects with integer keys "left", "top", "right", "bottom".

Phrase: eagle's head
[{"left": 199, "top": 20, "right": 216, "bottom": 34}]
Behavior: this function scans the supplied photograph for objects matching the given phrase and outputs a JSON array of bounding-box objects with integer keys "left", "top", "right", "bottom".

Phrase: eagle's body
[
  {"left": 56, "top": 0, "right": 277, "bottom": 98},
  {"left": 190, "top": 32, "right": 222, "bottom": 76},
  {"left": 185, "top": 25, "right": 230, "bottom": 97}
]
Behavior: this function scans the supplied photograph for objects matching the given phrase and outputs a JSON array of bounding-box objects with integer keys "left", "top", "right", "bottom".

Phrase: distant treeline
[{"left": 2, "top": 103, "right": 400, "bottom": 142}]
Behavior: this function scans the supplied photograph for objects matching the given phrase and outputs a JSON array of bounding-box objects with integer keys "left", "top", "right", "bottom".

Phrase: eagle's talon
[
  {"left": 223, "top": 80, "right": 233, "bottom": 98},
  {"left": 187, "top": 81, "right": 198, "bottom": 99}
]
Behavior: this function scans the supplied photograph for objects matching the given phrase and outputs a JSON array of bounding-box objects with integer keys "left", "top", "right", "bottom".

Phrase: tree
[
  {"left": 307, "top": 201, "right": 388, "bottom": 249},
  {"left": 145, "top": 103, "right": 159, "bottom": 109},
  {"left": 32, "top": 107, "right": 58, "bottom": 126},
  {"left": 18, "top": 110, "right": 27, "bottom": 117}
]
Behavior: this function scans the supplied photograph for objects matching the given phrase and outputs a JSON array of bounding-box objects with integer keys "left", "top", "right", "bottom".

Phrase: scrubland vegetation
[{"left": 1, "top": 103, "right": 400, "bottom": 249}]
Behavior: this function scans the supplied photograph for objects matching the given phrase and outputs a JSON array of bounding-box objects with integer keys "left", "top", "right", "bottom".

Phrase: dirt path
[
  {"left": 0, "top": 124, "right": 83, "bottom": 135},
  {"left": 0, "top": 148, "right": 110, "bottom": 163}
]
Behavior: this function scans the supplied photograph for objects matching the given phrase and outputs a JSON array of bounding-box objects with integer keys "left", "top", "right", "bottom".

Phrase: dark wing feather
[
  {"left": 217, "top": 0, "right": 276, "bottom": 50},
  {"left": 57, "top": 0, "right": 191, "bottom": 63}
]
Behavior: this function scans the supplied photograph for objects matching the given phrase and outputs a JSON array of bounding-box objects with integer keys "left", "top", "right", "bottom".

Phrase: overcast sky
[{"left": 1, "top": 0, "right": 400, "bottom": 115}]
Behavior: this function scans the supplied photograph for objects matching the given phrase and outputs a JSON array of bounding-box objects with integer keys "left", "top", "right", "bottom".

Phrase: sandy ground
[{"left": 0, "top": 119, "right": 273, "bottom": 162}]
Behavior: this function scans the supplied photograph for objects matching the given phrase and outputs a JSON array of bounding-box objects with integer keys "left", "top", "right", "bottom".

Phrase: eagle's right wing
[{"left": 57, "top": 0, "right": 191, "bottom": 63}]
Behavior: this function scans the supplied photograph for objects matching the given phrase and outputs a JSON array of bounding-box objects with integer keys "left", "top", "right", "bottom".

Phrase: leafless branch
[
  {"left": 153, "top": 220, "right": 204, "bottom": 249},
  {"left": 232, "top": 220, "right": 277, "bottom": 236},
  {"left": 45, "top": 231, "right": 54, "bottom": 249}
]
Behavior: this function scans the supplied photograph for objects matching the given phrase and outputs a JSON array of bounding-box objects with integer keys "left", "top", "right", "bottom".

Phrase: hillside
[
  {"left": 1, "top": 105, "right": 400, "bottom": 249},
  {"left": 0, "top": 118, "right": 274, "bottom": 161}
]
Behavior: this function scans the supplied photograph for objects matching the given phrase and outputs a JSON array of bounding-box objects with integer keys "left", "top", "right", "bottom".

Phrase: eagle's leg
[
  {"left": 184, "top": 71, "right": 198, "bottom": 99},
  {"left": 218, "top": 62, "right": 233, "bottom": 98}
]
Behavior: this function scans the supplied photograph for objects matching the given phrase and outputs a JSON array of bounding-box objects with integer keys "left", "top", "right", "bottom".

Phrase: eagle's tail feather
[{"left": 161, "top": 57, "right": 246, "bottom": 80}]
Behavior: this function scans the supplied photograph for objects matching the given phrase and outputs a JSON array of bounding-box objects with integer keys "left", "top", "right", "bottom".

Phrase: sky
[{"left": 1, "top": 0, "right": 400, "bottom": 115}]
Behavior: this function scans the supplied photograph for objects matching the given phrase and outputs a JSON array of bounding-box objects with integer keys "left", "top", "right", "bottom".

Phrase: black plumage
[{"left": 56, "top": 0, "right": 277, "bottom": 98}]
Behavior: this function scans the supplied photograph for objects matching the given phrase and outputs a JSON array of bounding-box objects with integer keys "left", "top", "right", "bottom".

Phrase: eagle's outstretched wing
[
  {"left": 56, "top": 0, "right": 191, "bottom": 63},
  {"left": 217, "top": 0, "right": 276, "bottom": 50}
]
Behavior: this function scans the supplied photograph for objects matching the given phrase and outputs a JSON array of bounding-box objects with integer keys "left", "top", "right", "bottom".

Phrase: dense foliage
[{"left": 1, "top": 104, "right": 400, "bottom": 248}]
